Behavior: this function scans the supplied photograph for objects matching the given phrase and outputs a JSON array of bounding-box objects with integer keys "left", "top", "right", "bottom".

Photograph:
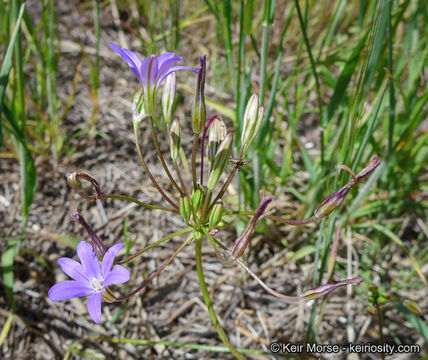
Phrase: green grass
[{"left": 1, "top": 0, "right": 427, "bottom": 356}]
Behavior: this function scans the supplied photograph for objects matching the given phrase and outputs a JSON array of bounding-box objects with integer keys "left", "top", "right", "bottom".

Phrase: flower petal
[
  {"left": 48, "top": 280, "right": 94, "bottom": 301},
  {"left": 159, "top": 65, "right": 198, "bottom": 84},
  {"left": 77, "top": 241, "right": 101, "bottom": 280},
  {"left": 110, "top": 42, "right": 142, "bottom": 82},
  {"left": 87, "top": 291, "right": 103, "bottom": 323},
  {"left": 58, "top": 257, "right": 88, "bottom": 283},
  {"left": 139, "top": 55, "right": 157, "bottom": 87},
  {"left": 103, "top": 265, "right": 130, "bottom": 287},
  {"left": 101, "top": 242, "right": 124, "bottom": 278},
  {"left": 157, "top": 52, "right": 176, "bottom": 67}
]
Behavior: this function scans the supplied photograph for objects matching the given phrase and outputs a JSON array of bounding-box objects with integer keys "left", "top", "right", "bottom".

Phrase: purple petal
[
  {"left": 157, "top": 52, "right": 176, "bottom": 66},
  {"left": 77, "top": 241, "right": 101, "bottom": 280},
  {"left": 103, "top": 265, "right": 130, "bottom": 287},
  {"left": 159, "top": 65, "right": 198, "bottom": 84},
  {"left": 101, "top": 242, "right": 124, "bottom": 278},
  {"left": 87, "top": 291, "right": 103, "bottom": 323},
  {"left": 58, "top": 257, "right": 88, "bottom": 283},
  {"left": 139, "top": 55, "right": 158, "bottom": 87},
  {"left": 110, "top": 42, "right": 142, "bottom": 82},
  {"left": 48, "top": 280, "right": 94, "bottom": 301},
  {"left": 157, "top": 56, "right": 182, "bottom": 75}
]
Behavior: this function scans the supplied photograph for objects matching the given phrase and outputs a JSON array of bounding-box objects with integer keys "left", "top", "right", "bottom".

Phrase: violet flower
[
  {"left": 110, "top": 43, "right": 197, "bottom": 116},
  {"left": 48, "top": 241, "right": 129, "bottom": 323}
]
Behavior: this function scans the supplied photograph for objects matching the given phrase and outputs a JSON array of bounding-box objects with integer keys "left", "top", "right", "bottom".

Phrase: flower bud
[
  {"left": 209, "top": 200, "right": 224, "bottom": 228},
  {"left": 169, "top": 117, "right": 181, "bottom": 163},
  {"left": 403, "top": 300, "right": 422, "bottom": 316},
  {"left": 314, "top": 184, "right": 351, "bottom": 219},
  {"left": 162, "top": 73, "right": 176, "bottom": 126},
  {"left": 208, "top": 117, "right": 227, "bottom": 165},
  {"left": 231, "top": 195, "right": 273, "bottom": 259},
  {"left": 377, "top": 295, "right": 388, "bottom": 306},
  {"left": 192, "top": 186, "right": 205, "bottom": 213},
  {"left": 300, "top": 277, "right": 365, "bottom": 300},
  {"left": 240, "top": 94, "right": 264, "bottom": 154},
  {"left": 132, "top": 89, "right": 147, "bottom": 126},
  {"left": 179, "top": 195, "right": 192, "bottom": 223},
  {"left": 366, "top": 305, "right": 377, "bottom": 316},
  {"left": 67, "top": 170, "right": 103, "bottom": 200},
  {"left": 192, "top": 55, "right": 206, "bottom": 134},
  {"left": 207, "top": 133, "right": 233, "bottom": 191}
]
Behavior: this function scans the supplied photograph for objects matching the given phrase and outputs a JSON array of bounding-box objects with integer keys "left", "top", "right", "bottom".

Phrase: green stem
[
  {"left": 100, "top": 194, "right": 178, "bottom": 214},
  {"left": 223, "top": 210, "right": 317, "bottom": 226},
  {"left": 207, "top": 165, "right": 238, "bottom": 215},
  {"left": 195, "top": 236, "right": 245, "bottom": 360},
  {"left": 294, "top": 0, "right": 324, "bottom": 167},
  {"left": 174, "top": 161, "right": 190, "bottom": 198},
  {"left": 115, "top": 235, "right": 193, "bottom": 301},
  {"left": 149, "top": 117, "right": 183, "bottom": 194},
  {"left": 134, "top": 125, "right": 178, "bottom": 210},
  {"left": 116, "top": 227, "right": 193, "bottom": 265},
  {"left": 191, "top": 133, "right": 199, "bottom": 188}
]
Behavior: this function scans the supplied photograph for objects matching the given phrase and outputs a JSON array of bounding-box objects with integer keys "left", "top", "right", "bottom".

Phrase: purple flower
[
  {"left": 48, "top": 241, "right": 129, "bottom": 323},
  {"left": 110, "top": 42, "right": 197, "bottom": 115}
]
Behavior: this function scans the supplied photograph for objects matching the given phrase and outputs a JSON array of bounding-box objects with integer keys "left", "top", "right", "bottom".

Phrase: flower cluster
[{"left": 50, "top": 43, "right": 381, "bottom": 357}]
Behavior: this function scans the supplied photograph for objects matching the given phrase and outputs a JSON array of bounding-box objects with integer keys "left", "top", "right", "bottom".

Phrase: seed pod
[
  {"left": 207, "top": 133, "right": 233, "bottom": 191},
  {"left": 314, "top": 184, "right": 352, "bottom": 219},
  {"left": 192, "top": 186, "right": 204, "bottom": 213},
  {"left": 209, "top": 200, "right": 224, "bottom": 228},
  {"left": 179, "top": 195, "right": 192, "bottom": 223},
  {"left": 169, "top": 117, "right": 181, "bottom": 163}
]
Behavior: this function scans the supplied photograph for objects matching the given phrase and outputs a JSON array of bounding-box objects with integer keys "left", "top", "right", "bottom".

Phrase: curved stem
[
  {"left": 207, "top": 166, "right": 238, "bottom": 215},
  {"left": 149, "top": 117, "right": 183, "bottom": 195},
  {"left": 204, "top": 231, "right": 301, "bottom": 303},
  {"left": 116, "top": 227, "right": 193, "bottom": 265},
  {"left": 115, "top": 235, "right": 193, "bottom": 301},
  {"left": 101, "top": 194, "right": 178, "bottom": 214},
  {"left": 134, "top": 125, "right": 178, "bottom": 210},
  {"left": 174, "top": 162, "right": 190, "bottom": 198},
  {"left": 195, "top": 236, "right": 245, "bottom": 360},
  {"left": 223, "top": 210, "right": 318, "bottom": 226}
]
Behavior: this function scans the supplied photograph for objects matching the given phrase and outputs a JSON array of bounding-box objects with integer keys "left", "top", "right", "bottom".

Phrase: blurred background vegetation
[{"left": 1, "top": 0, "right": 427, "bottom": 357}]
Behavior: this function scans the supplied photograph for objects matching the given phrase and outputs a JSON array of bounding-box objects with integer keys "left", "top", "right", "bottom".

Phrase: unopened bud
[
  {"left": 301, "top": 277, "right": 365, "bottom": 300},
  {"left": 162, "top": 73, "right": 176, "bottom": 126},
  {"left": 169, "top": 118, "right": 181, "bottom": 163},
  {"left": 403, "top": 300, "right": 422, "bottom": 316},
  {"left": 67, "top": 170, "right": 103, "bottom": 200},
  {"left": 132, "top": 89, "right": 147, "bottom": 126},
  {"left": 208, "top": 118, "right": 227, "bottom": 165},
  {"left": 231, "top": 195, "right": 273, "bottom": 259},
  {"left": 241, "top": 94, "right": 264, "bottom": 154},
  {"left": 209, "top": 200, "right": 224, "bottom": 228},
  {"left": 207, "top": 133, "right": 233, "bottom": 191},
  {"left": 377, "top": 295, "right": 388, "bottom": 306},
  {"left": 315, "top": 156, "right": 381, "bottom": 219},
  {"left": 314, "top": 184, "right": 351, "bottom": 219},
  {"left": 192, "top": 186, "right": 205, "bottom": 213},
  {"left": 179, "top": 195, "right": 192, "bottom": 223},
  {"left": 192, "top": 55, "right": 206, "bottom": 134},
  {"left": 366, "top": 305, "right": 377, "bottom": 316}
]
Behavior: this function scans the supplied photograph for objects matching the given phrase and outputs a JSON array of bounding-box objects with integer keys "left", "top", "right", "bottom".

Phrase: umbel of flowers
[{"left": 49, "top": 43, "right": 381, "bottom": 359}]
